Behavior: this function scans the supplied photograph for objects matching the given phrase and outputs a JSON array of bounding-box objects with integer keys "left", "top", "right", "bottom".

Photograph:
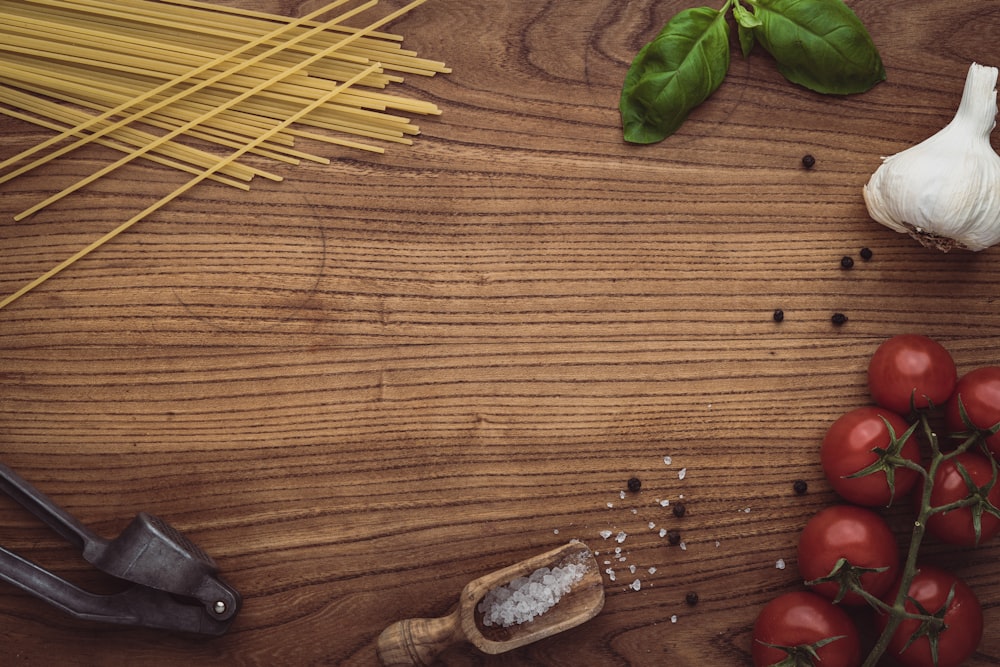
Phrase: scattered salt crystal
[
  {"left": 618, "top": 556, "right": 627, "bottom": 562},
  {"left": 631, "top": 509, "right": 637, "bottom": 515},
  {"left": 670, "top": 615, "right": 678, "bottom": 623},
  {"left": 776, "top": 559, "right": 786, "bottom": 570},
  {"left": 614, "top": 547, "right": 622, "bottom": 555},
  {"left": 659, "top": 528, "right": 667, "bottom": 538},
  {"left": 615, "top": 531, "right": 627, "bottom": 544},
  {"left": 679, "top": 541, "right": 687, "bottom": 551},
  {"left": 606, "top": 569, "right": 616, "bottom": 582},
  {"left": 600, "top": 530, "right": 613, "bottom": 540},
  {"left": 607, "top": 502, "right": 614, "bottom": 508},
  {"left": 663, "top": 456, "right": 672, "bottom": 465},
  {"left": 648, "top": 521, "right": 656, "bottom": 530},
  {"left": 715, "top": 541, "right": 721, "bottom": 548},
  {"left": 629, "top": 564, "right": 636, "bottom": 574},
  {"left": 553, "top": 529, "right": 559, "bottom": 535},
  {"left": 678, "top": 468, "right": 687, "bottom": 480},
  {"left": 648, "top": 566, "right": 657, "bottom": 575},
  {"left": 743, "top": 507, "right": 751, "bottom": 513},
  {"left": 619, "top": 490, "right": 626, "bottom": 500},
  {"left": 478, "top": 559, "right": 588, "bottom": 628},
  {"left": 630, "top": 579, "right": 641, "bottom": 591},
  {"left": 660, "top": 499, "right": 670, "bottom": 507}
]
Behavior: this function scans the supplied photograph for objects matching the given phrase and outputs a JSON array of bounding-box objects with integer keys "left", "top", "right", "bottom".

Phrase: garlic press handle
[{"left": 0, "top": 462, "right": 106, "bottom": 555}]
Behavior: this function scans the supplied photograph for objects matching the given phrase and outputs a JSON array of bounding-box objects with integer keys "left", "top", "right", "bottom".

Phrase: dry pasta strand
[{"left": 0, "top": 0, "right": 447, "bottom": 310}]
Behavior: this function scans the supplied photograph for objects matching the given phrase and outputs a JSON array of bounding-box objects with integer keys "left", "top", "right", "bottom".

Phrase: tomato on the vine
[
  {"left": 752, "top": 591, "right": 861, "bottom": 667},
  {"left": 820, "top": 406, "right": 922, "bottom": 507},
  {"left": 916, "top": 451, "right": 1000, "bottom": 546},
  {"left": 876, "top": 565, "right": 983, "bottom": 667},
  {"left": 944, "top": 365, "right": 1000, "bottom": 459},
  {"left": 868, "top": 334, "right": 957, "bottom": 414},
  {"left": 797, "top": 505, "right": 899, "bottom": 606}
]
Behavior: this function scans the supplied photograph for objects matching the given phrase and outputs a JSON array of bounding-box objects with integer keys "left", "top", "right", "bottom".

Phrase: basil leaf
[
  {"left": 732, "top": 1, "right": 760, "bottom": 58},
  {"left": 749, "top": 0, "right": 885, "bottom": 94},
  {"left": 619, "top": 7, "right": 730, "bottom": 144}
]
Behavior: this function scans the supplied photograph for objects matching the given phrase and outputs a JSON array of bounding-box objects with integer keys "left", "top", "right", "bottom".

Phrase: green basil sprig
[{"left": 620, "top": 0, "right": 885, "bottom": 144}]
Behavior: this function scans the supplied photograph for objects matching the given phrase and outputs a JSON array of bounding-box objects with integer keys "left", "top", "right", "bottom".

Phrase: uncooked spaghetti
[{"left": 0, "top": 0, "right": 449, "bottom": 309}]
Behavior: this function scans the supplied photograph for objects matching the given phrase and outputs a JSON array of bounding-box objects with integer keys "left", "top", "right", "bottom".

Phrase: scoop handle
[{"left": 376, "top": 608, "right": 465, "bottom": 666}]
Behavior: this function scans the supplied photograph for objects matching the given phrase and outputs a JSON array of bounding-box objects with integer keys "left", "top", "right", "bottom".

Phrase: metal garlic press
[{"left": 0, "top": 460, "right": 240, "bottom": 635}]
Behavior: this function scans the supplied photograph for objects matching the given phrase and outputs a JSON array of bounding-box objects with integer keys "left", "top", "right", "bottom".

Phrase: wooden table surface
[{"left": 2, "top": 0, "right": 1000, "bottom": 664}]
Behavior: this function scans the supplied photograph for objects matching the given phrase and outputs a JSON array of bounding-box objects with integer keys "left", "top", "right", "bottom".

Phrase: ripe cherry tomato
[
  {"left": 868, "top": 334, "right": 957, "bottom": 414},
  {"left": 876, "top": 565, "right": 983, "bottom": 667},
  {"left": 916, "top": 451, "right": 1000, "bottom": 546},
  {"left": 944, "top": 366, "right": 1000, "bottom": 459},
  {"left": 797, "top": 505, "right": 899, "bottom": 605},
  {"left": 752, "top": 591, "right": 861, "bottom": 667},
  {"left": 820, "top": 406, "right": 922, "bottom": 506}
]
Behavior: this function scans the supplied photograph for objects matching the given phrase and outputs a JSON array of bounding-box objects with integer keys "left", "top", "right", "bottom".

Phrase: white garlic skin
[{"left": 863, "top": 62, "right": 1000, "bottom": 252}]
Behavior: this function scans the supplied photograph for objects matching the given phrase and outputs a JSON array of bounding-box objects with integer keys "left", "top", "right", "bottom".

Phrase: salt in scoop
[{"left": 376, "top": 540, "right": 604, "bottom": 665}]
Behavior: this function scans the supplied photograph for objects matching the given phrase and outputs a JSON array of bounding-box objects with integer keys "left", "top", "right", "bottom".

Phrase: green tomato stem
[{"left": 862, "top": 412, "right": 939, "bottom": 667}]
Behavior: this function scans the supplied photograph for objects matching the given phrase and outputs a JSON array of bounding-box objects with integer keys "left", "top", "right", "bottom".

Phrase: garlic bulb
[{"left": 863, "top": 62, "right": 1000, "bottom": 252}]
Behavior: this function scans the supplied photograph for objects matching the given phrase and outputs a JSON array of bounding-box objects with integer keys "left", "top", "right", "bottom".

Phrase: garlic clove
[{"left": 863, "top": 62, "right": 1000, "bottom": 252}]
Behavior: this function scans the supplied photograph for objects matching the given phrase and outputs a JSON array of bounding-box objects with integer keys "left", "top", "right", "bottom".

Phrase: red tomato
[
  {"left": 917, "top": 451, "right": 1000, "bottom": 546},
  {"left": 752, "top": 591, "right": 861, "bottom": 667},
  {"left": 820, "top": 406, "right": 922, "bottom": 506},
  {"left": 876, "top": 565, "right": 983, "bottom": 667},
  {"left": 797, "top": 505, "right": 899, "bottom": 605},
  {"left": 868, "top": 334, "right": 957, "bottom": 414},
  {"left": 944, "top": 366, "right": 1000, "bottom": 459}
]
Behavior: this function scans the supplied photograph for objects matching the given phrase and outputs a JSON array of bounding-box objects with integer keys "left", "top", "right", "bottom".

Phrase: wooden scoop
[{"left": 376, "top": 540, "right": 605, "bottom": 666}]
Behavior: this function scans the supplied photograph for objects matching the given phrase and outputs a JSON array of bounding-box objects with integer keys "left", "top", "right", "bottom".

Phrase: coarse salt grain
[
  {"left": 678, "top": 468, "right": 687, "bottom": 480},
  {"left": 648, "top": 521, "right": 656, "bottom": 530},
  {"left": 670, "top": 614, "right": 678, "bottom": 623},
  {"left": 600, "top": 530, "right": 613, "bottom": 540},
  {"left": 630, "top": 579, "right": 641, "bottom": 591},
  {"left": 660, "top": 499, "right": 670, "bottom": 507},
  {"left": 679, "top": 541, "right": 687, "bottom": 551},
  {"left": 776, "top": 559, "right": 786, "bottom": 570},
  {"left": 629, "top": 564, "right": 637, "bottom": 574},
  {"left": 615, "top": 531, "right": 627, "bottom": 544},
  {"left": 659, "top": 528, "right": 667, "bottom": 538},
  {"left": 478, "top": 559, "right": 588, "bottom": 628},
  {"left": 648, "top": 566, "right": 657, "bottom": 574},
  {"left": 663, "top": 456, "right": 672, "bottom": 465}
]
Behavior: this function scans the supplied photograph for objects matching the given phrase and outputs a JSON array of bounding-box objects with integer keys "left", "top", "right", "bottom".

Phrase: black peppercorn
[
  {"left": 672, "top": 502, "right": 687, "bottom": 518},
  {"left": 627, "top": 477, "right": 642, "bottom": 492},
  {"left": 801, "top": 154, "right": 816, "bottom": 169},
  {"left": 685, "top": 591, "right": 700, "bottom": 606},
  {"left": 666, "top": 529, "right": 681, "bottom": 546},
  {"left": 831, "top": 313, "right": 848, "bottom": 326},
  {"left": 793, "top": 479, "right": 808, "bottom": 495},
  {"left": 773, "top": 309, "right": 784, "bottom": 323},
  {"left": 860, "top": 247, "right": 873, "bottom": 260},
  {"left": 840, "top": 256, "right": 854, "bottom": 269}
]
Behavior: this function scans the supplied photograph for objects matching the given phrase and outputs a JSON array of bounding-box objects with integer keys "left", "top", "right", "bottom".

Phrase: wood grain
[{"left": 2, "top": 0, "right": 1000, "bottom": 664}]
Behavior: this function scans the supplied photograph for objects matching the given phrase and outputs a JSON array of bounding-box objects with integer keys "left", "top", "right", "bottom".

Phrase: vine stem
[{"left": 860, "top": 415, "right": 980, "bottom": 667}]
